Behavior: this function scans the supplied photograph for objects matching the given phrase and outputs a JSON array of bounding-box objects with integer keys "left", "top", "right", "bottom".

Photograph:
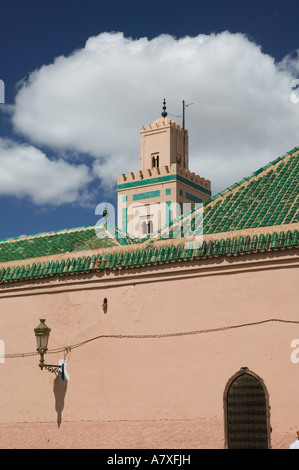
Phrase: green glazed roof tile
[
  {"left": 0, "top": 223, "right": 139, "bottom": 264},
  {"left": 0, "top": 147, "right": 298, "bottom": 285},
  {"left": 156, "top": 147, "right": 299, "bottom": 239}
]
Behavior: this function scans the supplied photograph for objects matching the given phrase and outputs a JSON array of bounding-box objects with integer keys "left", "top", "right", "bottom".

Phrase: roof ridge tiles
[
  {"left": 0, "top": 225, "right": 298, "bottom": 285},
  {"left": 0, "top": 222, "right": 141, "bottom": 265},
  {"left": 0, "top": 223, "right": 97, "bottom": 244},
  {"left": 203, "top": 146, "right": 299, "bottom": 208}
]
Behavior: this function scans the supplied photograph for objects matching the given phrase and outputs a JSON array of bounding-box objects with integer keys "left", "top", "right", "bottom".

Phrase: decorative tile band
[
  {"left": 1, "top": 229, "right": 298, "bottom": 284},
  {"left": 117, "top": 174, "right": 211, "bottom": 196},
  {"left": 178, "top": 176, "right": 211, "bottom": 195},
  {"left": 133, "top": 190, "right": 161, "bottom": 201},
  {"left": 186, "top": 192, "right": 203, "bottom": 203}
]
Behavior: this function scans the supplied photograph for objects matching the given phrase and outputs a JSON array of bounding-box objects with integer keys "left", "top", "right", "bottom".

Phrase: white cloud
[
  {"left": 11, "top": 31, "right": 299, "bottom": 196},
  {"left": 0, "top": 138, "right": 92, "bottom": 205},
  {"left": 279, "top": 49, "right": 299, "bottom": 75}
]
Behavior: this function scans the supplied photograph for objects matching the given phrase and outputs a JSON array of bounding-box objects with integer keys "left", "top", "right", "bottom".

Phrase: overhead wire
[{"left": 2, "top": 317, "right": 299, "bottom": 360}]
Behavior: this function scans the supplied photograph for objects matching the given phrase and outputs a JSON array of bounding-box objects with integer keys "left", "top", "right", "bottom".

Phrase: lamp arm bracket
[{"left": 44, "top": 363, "right": 65, "bottom": 379}]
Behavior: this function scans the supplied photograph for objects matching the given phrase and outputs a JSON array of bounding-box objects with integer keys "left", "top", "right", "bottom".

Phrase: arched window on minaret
[
  {"left": 141, "top": 221, "right": 147, "bottom": 235},
  {"left": 152, "top": 154, "right": 159, "bottom": 168},
  {"left": 147, "top": 220, "right": 153, "bottom": 234}
]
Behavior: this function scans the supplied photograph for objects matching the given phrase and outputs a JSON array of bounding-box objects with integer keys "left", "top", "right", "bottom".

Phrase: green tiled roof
[
  {"left": 158, "top": 147, "right": 299, "bottom": 239},
  {"left": 0, "top": 146, "right": 298, "bottom": 285},
  {"left": 0, "top": 223, "right": 138, "bottom": 264},
  {"left": 0, "top": 228, "right": 298, "bottom": 284}
]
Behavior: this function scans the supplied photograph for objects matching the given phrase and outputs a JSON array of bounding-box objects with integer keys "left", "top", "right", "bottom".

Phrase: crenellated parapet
[
  {"left": 176, "top": 166, "right": 211, "bottom": 189},
  {"left": 117, "top": 163, "right": 211, "bottom": 190},
  {"left": 140, "top": 118, "right": 184, "bottom": 134}
]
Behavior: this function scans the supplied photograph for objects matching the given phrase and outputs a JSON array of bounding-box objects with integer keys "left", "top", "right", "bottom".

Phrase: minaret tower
[
  {"left": 117, "top": 100, "right": 211, "bottom": 237},
  {"left": 139, "top": 99, "right": 189, "bottom": 171}
]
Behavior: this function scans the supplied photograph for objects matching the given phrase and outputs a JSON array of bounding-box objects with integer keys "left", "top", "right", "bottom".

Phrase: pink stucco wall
[{"left": 0, "top": 248, "right": 298, "bottom": 448}]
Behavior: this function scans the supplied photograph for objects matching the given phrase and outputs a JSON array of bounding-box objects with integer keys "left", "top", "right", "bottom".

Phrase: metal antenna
[
  {"left": 182, "top": 100, "right": 194, "bottom": 131},
  {"left": 182, "top": 100, "right": 194, "bottom": 167}
]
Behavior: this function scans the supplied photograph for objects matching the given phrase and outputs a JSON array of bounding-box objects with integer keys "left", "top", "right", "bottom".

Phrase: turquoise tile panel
[
  {"left": 133, "top": 190, "right": 161, "bottom": 201},
  {"left": 166, "top": 201, "right": 172, "bottom": 226},
  {"left": 186, "top": 192, "right": 202, "bottom": 203},
  {"left": 117, "top": 174, "right": 211, "bottom": 195},
  {"left": 122, "top": 208, "right": 127, "bottom": 233}
]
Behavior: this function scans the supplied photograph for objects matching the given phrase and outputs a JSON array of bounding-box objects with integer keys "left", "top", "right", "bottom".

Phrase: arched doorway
[{"left": 224, "top": 368, "right": 271, "bottom": 449}]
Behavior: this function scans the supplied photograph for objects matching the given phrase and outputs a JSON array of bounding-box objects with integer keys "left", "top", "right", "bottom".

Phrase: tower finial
[{"left": 161, "top": 98, "right": 167, "bottom": 118}]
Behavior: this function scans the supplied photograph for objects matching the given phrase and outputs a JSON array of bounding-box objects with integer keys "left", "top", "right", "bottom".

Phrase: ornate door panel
[{"left": 225, "top": 369, "right": 270, "bottom": 449}]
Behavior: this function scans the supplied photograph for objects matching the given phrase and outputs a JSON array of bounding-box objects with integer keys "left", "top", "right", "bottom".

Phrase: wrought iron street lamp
[{"left": 34, "top": 319, "right": 65, "bottom": 379}]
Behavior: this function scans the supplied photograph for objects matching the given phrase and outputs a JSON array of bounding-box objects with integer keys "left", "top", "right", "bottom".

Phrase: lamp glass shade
[{"left": 34, "top": 319, "right": 51, "bottom": 351}]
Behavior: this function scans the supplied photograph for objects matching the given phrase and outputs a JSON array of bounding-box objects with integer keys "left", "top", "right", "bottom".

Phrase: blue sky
[{"left": 1, "top": 0, "right": 299, "bottom": 240}]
